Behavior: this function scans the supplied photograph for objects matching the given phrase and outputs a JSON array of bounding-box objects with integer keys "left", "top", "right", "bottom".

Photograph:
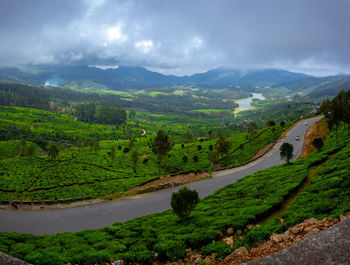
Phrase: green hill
[{"left": 0, "top": 118, "right": 349, "bottom": 264}]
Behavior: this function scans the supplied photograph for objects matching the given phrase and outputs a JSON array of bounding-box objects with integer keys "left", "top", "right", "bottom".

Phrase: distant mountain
[
  {"left": 307, "top": 75, "right": 350, "bottom": 98},
  {"left": 0, "top": 65, "right": 313, "bottom": 91}
]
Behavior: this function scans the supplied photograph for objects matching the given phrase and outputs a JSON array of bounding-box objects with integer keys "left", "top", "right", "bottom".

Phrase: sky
[{"left": 0, "top": 0, "right": 349, "bottom": 76}]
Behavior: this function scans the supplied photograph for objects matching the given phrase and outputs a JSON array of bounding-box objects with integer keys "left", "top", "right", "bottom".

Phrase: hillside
[
  {"left": 0, "top": 118, "right": 349, "bottom": 264},
  {"left": 0, "top": 105, "right": 289, "bottom": 202}
]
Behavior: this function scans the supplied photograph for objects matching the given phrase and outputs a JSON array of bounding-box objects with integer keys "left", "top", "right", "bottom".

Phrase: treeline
[
  {"left": 75, "top": 102, "right": 127, "bottom": 125},
  {"left": 319, "top": 89, "right": 350, "bottom": 142},
  {"left": 0, "top": 83, "right": 50, "bottom": 109},
  {"left": 0, "top": 82, "right": 127, "bottom": 125}
]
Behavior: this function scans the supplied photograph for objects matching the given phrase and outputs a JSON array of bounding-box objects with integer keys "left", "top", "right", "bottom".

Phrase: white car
[{"left": 295, "top": 136, "right": 300, "bottom": 140}]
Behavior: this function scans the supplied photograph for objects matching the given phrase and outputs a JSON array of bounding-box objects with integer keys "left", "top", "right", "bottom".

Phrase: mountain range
[{"left": 0, "top": 65, "right": 349, "bottom": 97}]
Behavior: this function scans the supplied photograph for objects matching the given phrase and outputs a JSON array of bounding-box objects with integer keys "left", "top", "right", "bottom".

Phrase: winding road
[{"left": 0, "top": 116, "right": 322, "bottom": 235}]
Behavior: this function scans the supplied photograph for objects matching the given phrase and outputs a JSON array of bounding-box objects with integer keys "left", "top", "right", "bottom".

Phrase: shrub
[
  {"left": 193, "top": 156, "right": 198, "bottom": 162},
  {"left": 182, "top": 156, "right": 188, "bottom": 163},
  {"left": 197, "top": 145, "right": 202, "bottom": 151},
  {"left": 201, "top": 241, "right": 232, "bottom": 259},
  {"left": 123, "top": 147, "right": 130, "bottom": 153},
  {"left": 171, "top": 187, "right": 199, "bottom": 221},
  {"left": 154, "top": 240, "right": 185, "bottom": 261}
]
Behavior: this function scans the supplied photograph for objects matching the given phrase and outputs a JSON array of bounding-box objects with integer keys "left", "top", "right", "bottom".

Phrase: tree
[
  {"left": 109, "top": 146, "right": 116, "bottom": 164},
  {"left": 216, "top": 135, "right": 232, "bottom": 160},
  {"left": 151, "top": 130, "right": 172, "bottom": 177},
  {"left": 48, "top": 144, "right": 59, "bottom": 160},
  {"left": 280, "top": 142, "right": 293, "bottom": 164},
  {"left": 25, "top": 143, "right": 36, "bottom": 158},
  {"left": 312, "top": 137, "right": 324, "bottom": 151},
  {"left": 171, "top": 187, "right": 199, "bottom": 221},
  {"left": 186, "top": 131, "right": 193, "bottom": 143},
  {"left": 131, "top": 151, "right": 139, "bottom": 173},
  {"left": 129, "top": 109, "right": 136, "bottom": 118},
  {"left": 208, "top": 130, "right": 213, "bottom": 139},
  {"left": 248, "top": 122, "right": 258, "bottom": 143},
  {"left": 320, "top": 94, "right": 343, "bottom": 144}
]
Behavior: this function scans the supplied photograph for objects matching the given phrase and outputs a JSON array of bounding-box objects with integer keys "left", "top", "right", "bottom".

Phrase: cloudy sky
[{"left": 0, "top": 0, "right": 349, "bottom": 76}]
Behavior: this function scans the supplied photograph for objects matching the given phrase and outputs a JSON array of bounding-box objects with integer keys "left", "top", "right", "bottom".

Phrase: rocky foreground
[{"left": 178, "top": 213, "right": 350, "bottom": 265}]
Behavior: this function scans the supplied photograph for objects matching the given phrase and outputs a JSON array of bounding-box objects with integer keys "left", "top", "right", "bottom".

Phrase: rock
[
  {"left": 284, "top": 229, "right": 290, "bottom": 236},
  {"left": 222, "top": 246, "right": 249, "bottom": 264},
  {"left": 340, "top": 215, "right": 347, "bottom": 221},
  {"left": 346, "top": 211, "right": 350, "bottom": 217},
  {"left": 303, "top": 225, "right": 317, "bottom": 233},
  {"left": 249, "top": 247, "right": 260, "bottom": 256},
  {"left": 290, "top": 226, "right": 303, "bottom": 235},
  {"left": 305, "top": 227, "right": 321, "bottom": 238},
  {"left": 270, "top": 234, "right": 283, "bottom": 244},
  {"left": 223, "top": 236, "right": 234, "bottom": 247},
  {"left": 303, "top": 218, "right": 318, "bottom": 226},
  {"left": 226, "top": 227, "right": 234, "bottom": 235},
  {"left": 246, "top": 224, "right": 254, "bottom": 230}
]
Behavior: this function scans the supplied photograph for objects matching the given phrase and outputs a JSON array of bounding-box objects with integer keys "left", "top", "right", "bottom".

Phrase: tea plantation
[
  {"left": 0, "top": 106, "right": 290, "bottom": 201},
  {"left": 0, "top": 120, "right": 349, "bottom": 264}
]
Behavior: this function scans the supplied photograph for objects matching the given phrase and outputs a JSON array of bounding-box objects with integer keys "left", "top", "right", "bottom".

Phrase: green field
[
  {"left": 0, "top": 120, "right": 349, "bottom": 264},
  {"left": 0, "top": 106, "right": 290, "bottom": 201}
]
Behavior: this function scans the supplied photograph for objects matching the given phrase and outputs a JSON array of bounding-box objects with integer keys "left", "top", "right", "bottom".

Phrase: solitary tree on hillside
[
  {"left": 48, "top": 144, "right": 59, "bottom": 160},
  {"left": 151, "top": 130, "right": 172, "bottom": 177},
  {"left": 25, "top": 143, "right": 36, "bottom": 159},
  {"left": 280, "top": 142, "right": 293, "bottom": 164},
  {"left": 312, "top": 137, "right": 324, "bottom": 151},
  {"left": 131, "top": 150, "right": 139, "bottom": 173},
  {"left": 171, "top": 187, "right": 199, "bottom": 222},
  {"left": 216, "top": 135, "right": 232, "bottom": 160},
  {"left": 248, "top": 122, "right": 258, "bottom": 143},
  {"left": 109, "top": 146, "right": 116, "bottom": 164}
]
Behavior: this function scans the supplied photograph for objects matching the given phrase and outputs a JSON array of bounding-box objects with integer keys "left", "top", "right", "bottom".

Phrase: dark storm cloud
[{"left": 0, "top": 0, "right": 349, "bottom": 75}]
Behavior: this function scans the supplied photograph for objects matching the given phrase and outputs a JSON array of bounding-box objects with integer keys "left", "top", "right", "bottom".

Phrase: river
[{"left": 234, "top": 93, "right": 265, "bottom": 114}]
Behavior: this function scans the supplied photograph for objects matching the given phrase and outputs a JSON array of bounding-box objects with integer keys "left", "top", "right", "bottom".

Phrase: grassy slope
[
  {"left": 0, "top": 106, "right": 288, "bottom": 201},
  {"left": 0, "top": 121, "right": 349, "bottom": 264}
]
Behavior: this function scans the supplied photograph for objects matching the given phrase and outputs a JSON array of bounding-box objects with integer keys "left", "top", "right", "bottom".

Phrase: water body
[{"left": 234, "top": 93, "right": 265, "bottom": 114}]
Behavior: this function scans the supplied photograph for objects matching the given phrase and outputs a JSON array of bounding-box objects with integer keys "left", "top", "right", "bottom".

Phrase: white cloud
[
  {"left": 106, "top": 25, "right": 127, "bottom": 42},
  {"left": 135, "top": 40, "right": 153, "bottom": 53}
]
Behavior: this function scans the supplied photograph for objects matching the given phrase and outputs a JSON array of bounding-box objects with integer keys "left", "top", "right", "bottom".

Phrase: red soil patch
[
  {"left": 301, "top": 118, "right": 329, "bottom": 158},
  {"left": 126, "top": 172, "right": 209, "bottom": 194}
]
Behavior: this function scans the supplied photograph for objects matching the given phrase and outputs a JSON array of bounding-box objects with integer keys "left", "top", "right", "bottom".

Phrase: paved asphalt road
[{"left": 0, "top": 116, "right": 323, "bottom": 235}]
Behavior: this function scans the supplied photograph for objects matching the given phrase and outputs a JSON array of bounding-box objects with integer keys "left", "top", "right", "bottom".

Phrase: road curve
[{"left": 0, "top": 116, "right": 323, "bottom": 235}]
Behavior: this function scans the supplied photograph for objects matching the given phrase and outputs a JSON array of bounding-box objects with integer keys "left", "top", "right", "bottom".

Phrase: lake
[{"left": 234, "top": 93, "right": 265, "bottom": 114}]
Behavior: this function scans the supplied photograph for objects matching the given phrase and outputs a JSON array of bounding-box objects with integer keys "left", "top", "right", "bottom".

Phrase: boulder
[
  {"left": 223, "top": 237, "right": 234, "bottom": 247},
  {"left": 222, "top": 246, "right": 249, "bottom": 264},
  {"left": 290, "top": 226, "right": 303, "bottom": 235},
  {"left": 270, "top": 234, "right": 283, "bottom": 244}
]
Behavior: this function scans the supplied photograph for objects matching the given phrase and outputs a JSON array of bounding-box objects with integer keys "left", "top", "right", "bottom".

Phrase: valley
[{"left": 0, "top": 68, "right": 349, "bottom": 264}]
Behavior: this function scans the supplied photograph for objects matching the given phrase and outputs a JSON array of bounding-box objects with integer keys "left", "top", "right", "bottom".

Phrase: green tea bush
[
  {"left": 201, "top": 241, "right": 232, "bottom": 259},
  {"left": 154, "top": 240, "right": 185, "bottom": 261}
]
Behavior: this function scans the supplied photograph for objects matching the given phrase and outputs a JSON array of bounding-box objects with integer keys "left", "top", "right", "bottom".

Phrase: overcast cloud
[{"left": 0, "top": 0, "right": 349, "bottom": 76}]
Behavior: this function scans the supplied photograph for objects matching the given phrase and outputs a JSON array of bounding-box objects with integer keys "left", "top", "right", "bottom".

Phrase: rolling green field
[
  {"left": 0, "top": 106, "right": 290, "bottom": 201},
  {"left": 0, "top": 120, "right": 349, "bottom": 264}
]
